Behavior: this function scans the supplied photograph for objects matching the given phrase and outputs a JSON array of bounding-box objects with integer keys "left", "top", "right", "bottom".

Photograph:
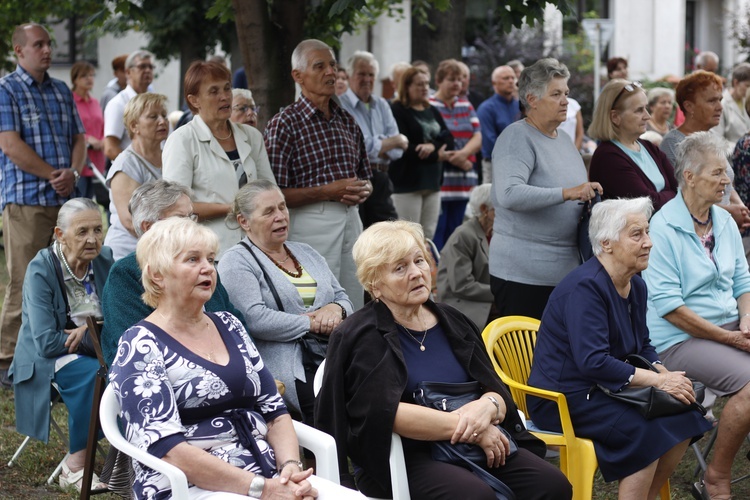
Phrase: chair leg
[
  {"left": 7, "top": 436, "right": 31, "bottom": 466},
  {"left": 80, "top": 369, "right": 107, "bottom": 499},
  {"left": 567, "top": 440, "right": 597, "bottom": 500},
  {"left": 48, "top": 452, "right": 69, "bottom": 485},
  {"left": 659, "top": 479, "right": 671, "bottom": 499}
]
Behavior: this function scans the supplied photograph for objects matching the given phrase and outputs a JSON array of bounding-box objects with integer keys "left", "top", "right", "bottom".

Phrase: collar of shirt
[
  {"left": 15, "top": 64, "right": 50, "bottom": 88},
  {"left": 296, "top": 93, "right": 345, "bottom": 121}
]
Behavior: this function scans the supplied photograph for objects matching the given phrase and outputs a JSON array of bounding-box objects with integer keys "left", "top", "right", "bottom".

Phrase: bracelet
[
  {"left": 279, "top": 459, "right": 304, "bottom": 473},
  {"left": 71, "top": 169, "right": 80, "bottom": 182},
  {"left": 247, "top": 475, "right": 265, "bottom": 498},
  {"left": 331, "top": 301, "right": 347, "bottom": 319},
  {"left": 486, "top": 396, "right": 501, "bottom": 423}
]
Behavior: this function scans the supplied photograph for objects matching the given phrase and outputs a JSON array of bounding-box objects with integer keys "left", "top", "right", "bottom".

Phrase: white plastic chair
[
  {"left": 100, "top": 384, "right": 341, "bottom": 497},
  {"left": 313, "top": 359, "right": 411, "bottom": 500}
]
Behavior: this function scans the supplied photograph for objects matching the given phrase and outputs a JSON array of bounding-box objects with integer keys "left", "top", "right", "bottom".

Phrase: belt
[{"left": 370, "top": 162, "right": 389, "bottom": 173}]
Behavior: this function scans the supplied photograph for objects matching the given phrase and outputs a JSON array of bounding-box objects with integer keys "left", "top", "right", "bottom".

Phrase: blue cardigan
[
  {"left": 10, "top": 246, "right": 113, "bottom": 443},
  {"left": 643, "top": 192, "right": 750, "bottom": 352}
]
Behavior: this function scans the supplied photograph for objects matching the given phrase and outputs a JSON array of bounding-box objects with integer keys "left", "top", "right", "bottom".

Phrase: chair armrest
[
  {"left": 291, "top": 420, "right": 340, "bottom": 484},
  {"left": 497, "top": 375, "right": 580, "bottom": 447},
  {"left": 100, "top": 385, "right": 190, "bottom": 498},
  {"left": 389, "top": 433, "right": 411, "bottom": 500}
]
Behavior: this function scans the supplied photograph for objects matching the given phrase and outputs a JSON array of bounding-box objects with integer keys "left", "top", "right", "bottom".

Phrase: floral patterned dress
[{"left": 109, "top": 311, "right": 287, "bottom": 500}]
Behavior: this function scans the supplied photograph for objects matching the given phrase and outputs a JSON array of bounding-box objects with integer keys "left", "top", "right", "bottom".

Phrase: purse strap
[{"left": 239, "top": 241, "right": 284, "bottom": 312}]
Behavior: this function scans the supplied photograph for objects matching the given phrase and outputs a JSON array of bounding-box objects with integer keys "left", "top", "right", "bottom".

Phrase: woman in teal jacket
[{"left": 9, "top": 198, "right": 113, "bottom": 492}]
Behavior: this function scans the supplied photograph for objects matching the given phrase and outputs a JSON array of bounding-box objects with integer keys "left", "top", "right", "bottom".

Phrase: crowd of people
[{"left": 5, "top": 19, "right": 750, "bottom": 500}]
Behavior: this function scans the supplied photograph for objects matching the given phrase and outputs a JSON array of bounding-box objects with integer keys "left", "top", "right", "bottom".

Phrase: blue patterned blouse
[{"left": 109, "top": 311, "right": 288, "bottom": 499}]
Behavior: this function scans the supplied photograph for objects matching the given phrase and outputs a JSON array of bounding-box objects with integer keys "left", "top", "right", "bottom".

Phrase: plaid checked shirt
[
  {"left": 0, "top": 65, "right": 84, "bottom": 209},
  {"left": 264, "top": 94, "right": 371, "bottom": 188}
]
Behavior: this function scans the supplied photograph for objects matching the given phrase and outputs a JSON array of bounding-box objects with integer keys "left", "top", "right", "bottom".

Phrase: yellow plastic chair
[{"left": 482, "top": 316, "right": 671, "bottom": 500}]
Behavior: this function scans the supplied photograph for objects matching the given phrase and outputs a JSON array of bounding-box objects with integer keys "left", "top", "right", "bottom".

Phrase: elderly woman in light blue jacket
[
  {"left": 643, "top": 131, "right": 750, "bottom": 500},
  {"left": 218, "top": 180, "right": 352, "bottom": 425}
]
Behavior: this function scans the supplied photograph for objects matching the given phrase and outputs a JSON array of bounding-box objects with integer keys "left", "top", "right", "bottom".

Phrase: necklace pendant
[{"left": 420, "top": 345, "right": 426, "bottom": 351}]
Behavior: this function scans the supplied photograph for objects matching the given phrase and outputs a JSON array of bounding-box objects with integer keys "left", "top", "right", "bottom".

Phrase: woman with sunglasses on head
[{"left": 588, "top": 80, "right": 678, "bottom": 211}]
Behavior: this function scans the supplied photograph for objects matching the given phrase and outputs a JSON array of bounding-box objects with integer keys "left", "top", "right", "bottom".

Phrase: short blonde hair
[
  {"left": 588, "top": 79, "right": 646, "bottom": 141},
  {"left": 353, "top": 220, "right": 428, "bottom": 294},
  {"left": 136, "top": 218, "right": 219, "bottom": 308},
  {"left": 123, "top": 92, "right": 168, "bottom": 139}
]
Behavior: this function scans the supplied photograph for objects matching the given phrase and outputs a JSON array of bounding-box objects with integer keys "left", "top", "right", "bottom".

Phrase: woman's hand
[
  {"left": 727, "top": 329, "right": 750, "bottom": 352},
  {"left": 86, "top": 136, "right": 103, "bottom": 151},
  {"left": 476, "top": 425, "right": 511, "bottom": 468},
  {"left": 655, "top": 370, "right": 696, "bottom": 405},
  {"left": 450, "top": 396, "right": 500, "bottom": 444},
  {"left": 445, "top": 150, "right": 474, "bottom": 171},
  {"left": 63, "top": 325, "right": 88, "bottom": 354},
  {"left": 264, "top": 468, "right": 317, "bottom": 499},
  {"left": 304, "top": 304, "right": 343, "bottom": 335},
  {"left": 562, "top": 181, "right": 603, "bottom": 202},
  {"left": 415, "top": 142, "right": 436, "bottom": 159}
]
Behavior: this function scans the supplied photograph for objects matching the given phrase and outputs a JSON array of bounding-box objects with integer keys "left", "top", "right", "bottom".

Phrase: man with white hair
[
  {"left": 103, "top": 49, "right": 155, "bottom": 161},
  {"left": 264, "top": 39, "right": 372, "bottom": 310},
  {"left": 477, "top": 65, "right": 520, "bottom": 183},
  {"left": 696, "top": 51, "right": 720, "bottom": 74},
  {"left": 339, "top": 51, "right": 406, "bottom": 228}
]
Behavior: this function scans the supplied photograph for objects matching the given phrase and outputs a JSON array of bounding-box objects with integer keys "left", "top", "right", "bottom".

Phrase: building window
[{"left": 49, "top": 16, "right": 98, "bottom": 66}]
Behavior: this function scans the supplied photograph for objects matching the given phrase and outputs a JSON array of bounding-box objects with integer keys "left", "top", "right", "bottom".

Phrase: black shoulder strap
[
  {"left": 48, "top": 246, "right": 74, "bottom": 323},
  {"left": 238, "top": 241, "right": 284, "bottom": 312}
]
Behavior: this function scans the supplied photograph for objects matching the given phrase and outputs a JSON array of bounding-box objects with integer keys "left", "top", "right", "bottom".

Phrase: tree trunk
[
  {"left": 232, "top": 0, "right": 306, "bottom": 131},
  {"left": 411, "top": 0, "right": 467, "bottom": 79}
]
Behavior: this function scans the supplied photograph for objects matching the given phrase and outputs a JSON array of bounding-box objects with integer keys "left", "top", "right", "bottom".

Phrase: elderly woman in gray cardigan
[{"left": 218, "top": 180, "right": 353, "bottom": 424}]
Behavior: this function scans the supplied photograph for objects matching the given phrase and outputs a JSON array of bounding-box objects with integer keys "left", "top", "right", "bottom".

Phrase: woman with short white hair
[
  {"left": 644, "top": 131, "right": 750, "bottom": 500},
  {"left": 529, "top": 197, "right": 711, "bottom": 499},
  {"left": 645, "top": 87, "right": 675, "bottom": 137},
  {"left": 437, "top": 184, "right": 495, "bottom": 329}
]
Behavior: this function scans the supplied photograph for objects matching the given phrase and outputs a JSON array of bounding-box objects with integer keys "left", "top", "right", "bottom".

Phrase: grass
[{"left": 0, "top": 238, "right": 749, "bottom": 498}]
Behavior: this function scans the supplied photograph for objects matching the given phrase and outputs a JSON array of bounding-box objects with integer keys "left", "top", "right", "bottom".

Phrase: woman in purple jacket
[{"left": 588, "top": 80, "right": 678, "bottom": 211}]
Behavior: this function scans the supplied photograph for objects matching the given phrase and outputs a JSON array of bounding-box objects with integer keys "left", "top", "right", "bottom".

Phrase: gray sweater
[
  {"left": 217, "top": 238, "right": 353, "bottom": 411},
  {"left": 489, "top": 120, "right": 588, "bottom": 285}
]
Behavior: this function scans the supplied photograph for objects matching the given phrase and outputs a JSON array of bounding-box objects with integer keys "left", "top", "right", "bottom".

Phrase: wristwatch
[
  {"left": 247, "top": 475, "right": 265, "bottom": 498},
  {"left": 71, "top": 169, "right": 80, "bottom": 182}
]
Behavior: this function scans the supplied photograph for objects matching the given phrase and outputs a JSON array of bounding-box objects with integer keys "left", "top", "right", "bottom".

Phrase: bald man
[{"left": 476, "top": 66, "right": 521, "bottom": 183}]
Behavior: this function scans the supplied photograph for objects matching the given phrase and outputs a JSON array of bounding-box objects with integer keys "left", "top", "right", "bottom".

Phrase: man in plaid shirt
[
  {"left": 0, "top": 23, "right": 85, "bottom": 388},
  {"left": 265, "top": 39, "right": 372, "bottom": 310}
]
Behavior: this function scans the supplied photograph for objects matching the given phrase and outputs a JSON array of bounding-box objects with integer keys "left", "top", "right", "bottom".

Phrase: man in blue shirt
[
  {"left": 477, "top": 65, "right": 521, "bottom": 183},
  {"left": 0, "top": 23, "right": 85, "bottom": 388},
  {"left": 339, "top": 50, "right": 407, "bottom": 228}
]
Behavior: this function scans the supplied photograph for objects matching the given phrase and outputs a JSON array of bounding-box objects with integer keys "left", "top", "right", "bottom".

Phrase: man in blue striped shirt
[{"left": 0, "top": 23, "right": 85, "bottom": 387}]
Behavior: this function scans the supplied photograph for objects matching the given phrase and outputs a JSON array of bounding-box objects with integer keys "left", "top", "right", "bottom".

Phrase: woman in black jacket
[{"left": 389, "top": 67, "right": 454, "bottom": 240}]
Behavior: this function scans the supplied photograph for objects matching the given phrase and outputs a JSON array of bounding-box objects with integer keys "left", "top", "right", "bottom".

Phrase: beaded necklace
[
  {"left": 55, "top": 241, "right": 91, "bottom": 287},
  {"left": 258, "top": 244, "right": 303, "bottom": 278}
]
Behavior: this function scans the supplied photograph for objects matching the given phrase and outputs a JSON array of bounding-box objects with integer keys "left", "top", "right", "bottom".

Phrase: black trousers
[
  {"left": 490, "top": 276, "right": 555, "bottom": 321},
  {"left": 356, "top": 446, "right": 572, "bottom": 500},
  {"left": 360, "top": 169, "right": 398, "bottom": 228}
]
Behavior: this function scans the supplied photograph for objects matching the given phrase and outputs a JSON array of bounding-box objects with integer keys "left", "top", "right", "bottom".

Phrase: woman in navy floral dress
[{"left": 109, "top": 217, "right": 364, "bottom": 500}]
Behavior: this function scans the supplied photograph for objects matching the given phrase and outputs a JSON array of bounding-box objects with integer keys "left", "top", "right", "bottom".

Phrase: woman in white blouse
[{"left": 163, "top": 61, "right": 275, "bottom": 258}]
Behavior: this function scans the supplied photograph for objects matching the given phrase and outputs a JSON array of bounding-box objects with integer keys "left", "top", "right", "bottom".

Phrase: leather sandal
[{"left": 59, "top": 460, "right": 107, "bottom": 492}]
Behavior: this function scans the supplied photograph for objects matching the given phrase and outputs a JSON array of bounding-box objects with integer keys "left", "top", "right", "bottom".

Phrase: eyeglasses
[
  {"left": 158, "top": 213, "right": 198, "bottom": 222},
  {"left": 134, "top": 63, "right": 155, "bottom": 71},
  {"left": 611, "top": 81, "right": 643, "bottom": 110},
  {"left": 232, "top": 105, "right": 260, "bottom": 114}
]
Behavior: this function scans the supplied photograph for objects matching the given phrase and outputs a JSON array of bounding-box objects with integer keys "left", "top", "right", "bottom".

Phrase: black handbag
[
  {"left": 414, "top": 381, "right": 516, "bottom": 500},
  {"left": 594, "top": 354, "right": 707, "bottom": 420},
  {"left": 577, "top": 192, "right": 601, "bottom": 263},
  {"left": 239, "top": 241, "right": 329, "bottom": 370}
]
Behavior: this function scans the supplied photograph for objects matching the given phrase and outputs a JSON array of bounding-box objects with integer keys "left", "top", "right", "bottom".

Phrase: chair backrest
[
  {"left": 86, "top": 316, "right": 107, "bottom": 368},
  {"left": 100, "top": 385, "right": 190, "bottom": 498},
  {"left": 313, "top": 358, "right": 326, "bottom": 396},
  {"left": 482, "top": 316, "right": 540, "bottom": 414}
]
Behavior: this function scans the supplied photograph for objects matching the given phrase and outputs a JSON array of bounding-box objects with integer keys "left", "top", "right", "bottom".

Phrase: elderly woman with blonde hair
[
  {"left": 316, "top": 220, "right": 571, "bottom": 499},
  {"left": 437, "top": 184, "right": 496, "bottom": 330},
  {"left": 109, "top": 217, "right": 363, "bottom": 499},
  {"left": 528, "top": 197, "right": 711, "bottom": 499},
  {"left": 104, "top": 92, "right": 168, "bottom": 260}
]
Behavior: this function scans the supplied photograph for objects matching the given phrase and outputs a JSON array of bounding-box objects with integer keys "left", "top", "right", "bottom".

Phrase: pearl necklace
[
  {"left": 213, "top": 124, "right": 233, "bottom": 141},
  {"left": 55, "top": 241, "right": 90, "bottom": 286}
]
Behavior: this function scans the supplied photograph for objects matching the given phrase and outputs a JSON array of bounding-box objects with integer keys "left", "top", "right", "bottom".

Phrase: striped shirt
[
  {"left": 284, "top": 266, "right": 318, "bottom": 307},
  {"left": 0, "top": 65, "right": 84, "bottom": 209},
  {"left": 264, "top": 94, "right": 371, "bottom": 188},
  {"left": 429, "top": 95, "right": 480, "bottom": 201}
]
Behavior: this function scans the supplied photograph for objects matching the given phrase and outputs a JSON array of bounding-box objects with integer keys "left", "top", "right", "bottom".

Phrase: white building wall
[{"left": 611, "top": 0, "right": 685, "bottom": 80}]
